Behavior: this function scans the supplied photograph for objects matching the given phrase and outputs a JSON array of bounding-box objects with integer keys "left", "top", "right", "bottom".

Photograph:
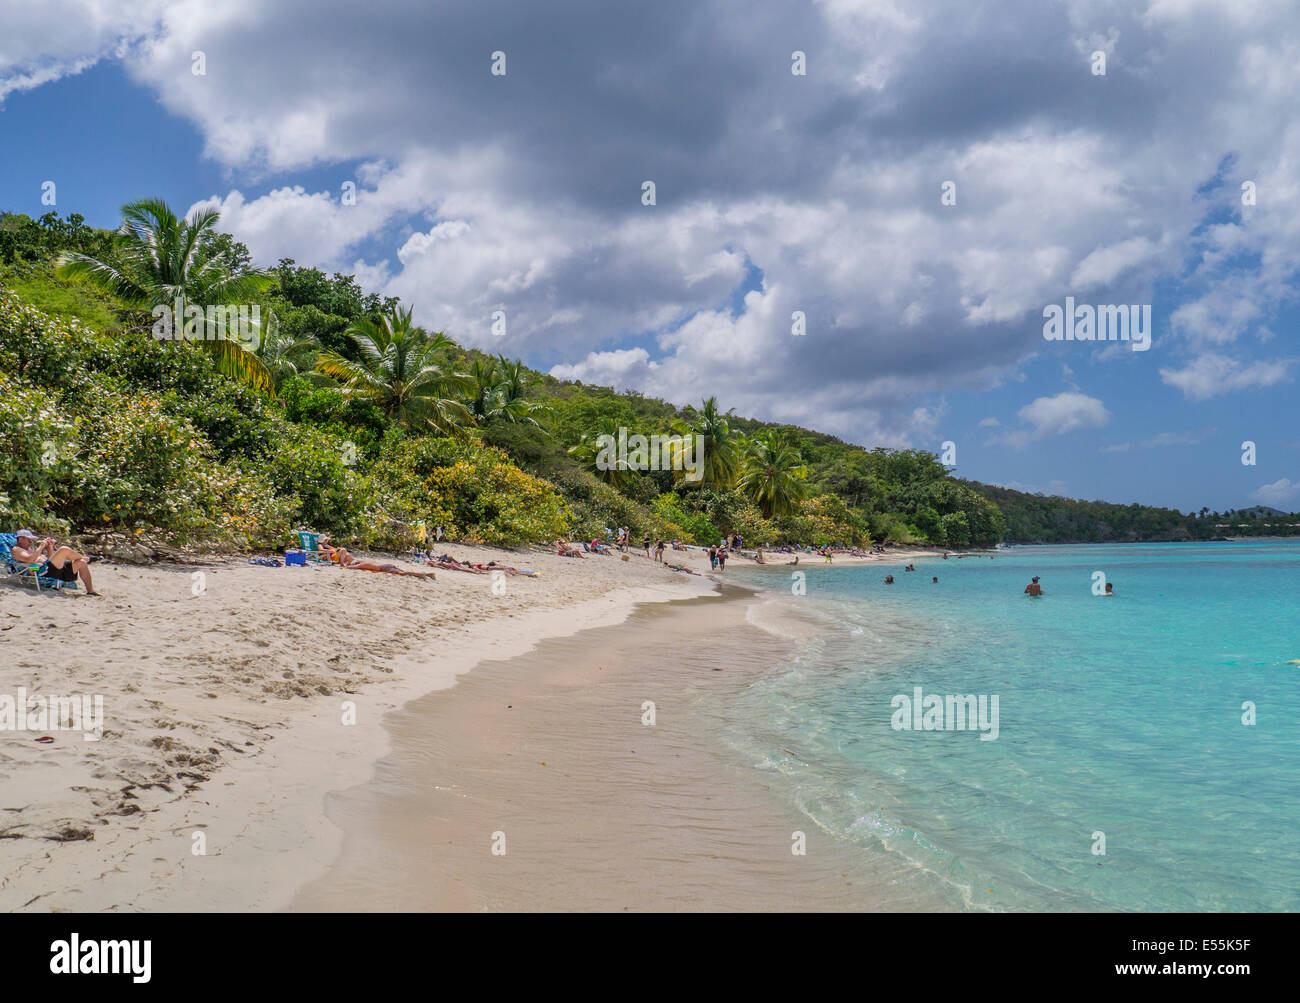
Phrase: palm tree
[
  {"left": 56, "top": 198, "right": 273, "bottom": 391},
  {"left": 316, "top": 305, "right": 472, "bottom": 434},
  {"left": 671, "top": 396, "right": 739, "bottom": 488},
  {"left": 465, "top": 355, "right": 546, "bottom": 426},
  {"left": 737, "top": 430, "right": 809, "bottom": 518},
  {"left": 254, "top": 311, "right": 326, "bottom": 391}
]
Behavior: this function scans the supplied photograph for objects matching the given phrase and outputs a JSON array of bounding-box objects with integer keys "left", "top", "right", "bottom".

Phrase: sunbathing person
[
  {"left": 341, "top": 557, "right": 437, "bottom": 580},
  {"left": 433, "top": 554, "right": 489, "bottom": 573},
  {"left": 555, "top": 540, "right": 586, "bottom": 558},
  {"left": 319, "top": 540, "right": 436, "bottom": 579},
  {"left": 451, "top": 558, "right": 538, "bottom": 577},
  {"left": 10, "top": 530, "right": 100, "bottom": 595},
  {"left": 483, "top": 561, "right": 539, "bottom": 577},
  {"left": 422, "top": 552, "right": 495, "bottom": 574}
]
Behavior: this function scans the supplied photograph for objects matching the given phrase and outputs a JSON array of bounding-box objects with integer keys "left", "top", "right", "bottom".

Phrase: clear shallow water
[{"left": 714, "top": 543, "right": 1300, "bottom": 911}]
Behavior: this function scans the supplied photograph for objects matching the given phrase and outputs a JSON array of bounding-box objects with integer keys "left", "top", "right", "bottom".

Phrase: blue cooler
[{"left": 285, "top": 550, "right": 307, "bottom": 566}]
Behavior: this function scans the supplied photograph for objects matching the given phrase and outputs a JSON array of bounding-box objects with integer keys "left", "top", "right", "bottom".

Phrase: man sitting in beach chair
[{"left": 6, "top": 529, "right": 100, "bottom": 595}]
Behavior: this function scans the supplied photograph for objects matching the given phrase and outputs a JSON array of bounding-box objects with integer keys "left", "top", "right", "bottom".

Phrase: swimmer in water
[
  {"left": 884, "top": 574, "right": 895, "bottom": 584},
  {"left": 1024, "top": 576, "right": 1043, "bottom": 597},
  {"left": 1101, "top": 582, "right": 1114, "bottom": 596},
  {"left": 932, "top": 576, "right": 938, "bottom": 583}
]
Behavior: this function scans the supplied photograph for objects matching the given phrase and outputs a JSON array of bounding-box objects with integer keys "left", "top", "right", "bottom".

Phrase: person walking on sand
[
  {"left": 1024, "top": 576, "right": 1044, "bottom": 597},
  {"left": 654, "top": 539, "right": 665, "bottom": 563},
  {"left": 717, "top": 547, "right": 727, "bottom": 573},
  {"left": 708, "top": 544, "right": 718, "bottom": 570},
  {"left": 10, "top": 529, "right": 101, "bottom": 595}
]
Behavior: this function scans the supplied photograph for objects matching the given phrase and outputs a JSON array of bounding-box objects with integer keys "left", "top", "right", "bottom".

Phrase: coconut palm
[
  {"left": 254, "top": 311, "right": 326, "bottom": 391},
  {"left": 671, "top": 396, "right": 739, "bottom": 488},
  {"left": 56, "top": 198, "right": 273, "bottom": 392},
  {"left": 738, "top": 430, "right": 809, "bottom": 518},
  {"left": 316, "top": 305, "right": 472, "bottom": 434},
  {"left": 465, "top": 355, "right": 547, "bottom": 426}
]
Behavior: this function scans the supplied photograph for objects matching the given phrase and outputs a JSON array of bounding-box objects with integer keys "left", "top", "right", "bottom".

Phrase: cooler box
[{"left": 285, "top": 550, "right": 307, "bottom": 566}]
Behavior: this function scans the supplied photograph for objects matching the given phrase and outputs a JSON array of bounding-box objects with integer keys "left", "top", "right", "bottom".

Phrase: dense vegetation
[
  {"left": 2, "top": 205, "right": 1291, "bottom": 552},
  {"left": 971, "top": 482, "right": 1300, "bottom": 543}
]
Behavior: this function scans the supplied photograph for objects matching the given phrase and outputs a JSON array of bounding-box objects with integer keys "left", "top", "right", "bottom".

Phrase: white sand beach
[{"left": 0, "top": 542, "right": 937, "bottom": 912}]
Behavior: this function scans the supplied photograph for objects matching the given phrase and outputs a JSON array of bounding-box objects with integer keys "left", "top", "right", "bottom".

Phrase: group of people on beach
[{"left": 17, "top": 522, "right": 1111, "bottom": 600}]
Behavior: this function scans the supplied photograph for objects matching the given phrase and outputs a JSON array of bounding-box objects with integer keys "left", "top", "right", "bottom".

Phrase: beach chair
[
  {"left": 296, "top": 530, "right": 328, "bottom": 564},
  {"left": 0, "top": 533, "right": 80, "bottom": 592}
]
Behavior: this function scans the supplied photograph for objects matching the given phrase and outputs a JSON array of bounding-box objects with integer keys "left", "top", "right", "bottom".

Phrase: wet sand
[{"left": 292, "top": 585, "right": 917, "bottom": 911}]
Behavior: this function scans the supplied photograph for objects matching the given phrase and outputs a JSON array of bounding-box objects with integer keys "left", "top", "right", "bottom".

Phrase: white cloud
[
  {"left": 0, "top": 0, "right": 168, "bottom": 102},
  {"left": 10, "top": 0, "right": 1300, "bottom": 436},
  {"left": 1070, "top": 237, "right": 1161, "bottom": 289},
  {"left": 1252, "top": 478, "right": 1300, "bottom": 508},
  {"left": 994, "top": 392, "right": 1110, "bottom": 448},
  {"left": 1159, "top": 353, "right": 1291, "bottom": 400}
]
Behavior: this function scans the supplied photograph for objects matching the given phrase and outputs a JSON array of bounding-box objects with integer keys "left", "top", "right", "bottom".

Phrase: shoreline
[
  {"left": 289, "top": 581, "right": 937, "bottom": 911},
  {"left": 1, "top": 540, "right": 945, "bottom": 912},
  {"left": 1, "top": 544, "right": 717, "bottom": 911}
]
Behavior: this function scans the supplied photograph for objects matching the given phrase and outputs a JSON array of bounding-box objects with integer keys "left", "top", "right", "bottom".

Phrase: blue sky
[{"left": 1, "top": 0, "right": 1297, "bottom": 513}]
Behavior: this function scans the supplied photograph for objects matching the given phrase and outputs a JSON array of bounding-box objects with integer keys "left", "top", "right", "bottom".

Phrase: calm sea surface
[{"left": 712, "top": 542, "right": 1300, "bottom": 910}]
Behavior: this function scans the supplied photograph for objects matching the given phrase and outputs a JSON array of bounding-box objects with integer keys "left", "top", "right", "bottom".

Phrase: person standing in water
[{"left": 1024, "top": 576, "right": 1044, "bottom": 596}]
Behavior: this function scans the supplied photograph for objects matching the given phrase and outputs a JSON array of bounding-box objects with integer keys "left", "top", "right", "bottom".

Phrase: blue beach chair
[
  {"left": 0, "top": 533, "right": 81, "bottom": 592},
  {"left": 296, "top": 530, "right": 328, "bottom": 564}
]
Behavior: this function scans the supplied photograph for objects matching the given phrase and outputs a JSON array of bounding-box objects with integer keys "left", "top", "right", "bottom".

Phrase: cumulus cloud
[
  {"left": 1252, "top": 478, "right": 1300, "bottom": 508},
  {"left": 994, "top": 391, "right": 1111, "bottom": 448},
  {"left": 1159, "top": 353, "right": 1291, "bottom": 400},
  {"left": 0, "top": 0, "right": 167, "bottom": 101},
  {"left": 1070, "top": 237, "right": 1162, "bottom": 289},
  {"left": 10, "top": 0, "right": 1300, "bottom": 441}
]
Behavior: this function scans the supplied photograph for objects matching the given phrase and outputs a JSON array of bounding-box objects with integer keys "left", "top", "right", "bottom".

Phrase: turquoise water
[{"left": 722, "top": 543, "right": 1300, "bottom": 911}]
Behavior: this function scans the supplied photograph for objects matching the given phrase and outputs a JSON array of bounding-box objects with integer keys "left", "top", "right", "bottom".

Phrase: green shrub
[{"left": 368, "top": 437, "right": 571, "bottom": 547}]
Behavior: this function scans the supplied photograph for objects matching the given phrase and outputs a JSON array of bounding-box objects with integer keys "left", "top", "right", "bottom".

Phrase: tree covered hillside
[{"left": 6, "top": 204, "right": 1285, "bottom": 553}]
